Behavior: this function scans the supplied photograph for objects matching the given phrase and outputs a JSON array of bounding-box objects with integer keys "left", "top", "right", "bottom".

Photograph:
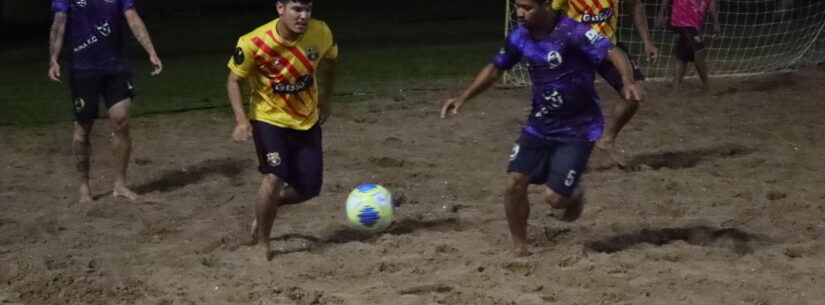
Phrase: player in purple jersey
[
  {"left": 441, "top": 0, "right": 644, "bottom": 257},
  {"left": 49, "top": 0, "right": 162, "bottom": 202}
]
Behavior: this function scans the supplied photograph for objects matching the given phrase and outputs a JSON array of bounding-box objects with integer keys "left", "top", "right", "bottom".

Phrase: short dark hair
[{"left": 277, "top": 0, "right": 313, "bottom": 4}]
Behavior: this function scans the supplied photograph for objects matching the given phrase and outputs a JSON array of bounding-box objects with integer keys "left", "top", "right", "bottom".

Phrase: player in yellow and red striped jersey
[
  {"left": 226, "top": 0, "right": 337, "bottom": 260},
  {"left": 551, "top": 0, "right": 657, "bottom": 167}
]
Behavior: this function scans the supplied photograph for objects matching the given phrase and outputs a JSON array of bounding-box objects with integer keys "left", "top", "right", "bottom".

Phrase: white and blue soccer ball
[{"left": 346, "top": 184, "right": 394, "bottom": 231}]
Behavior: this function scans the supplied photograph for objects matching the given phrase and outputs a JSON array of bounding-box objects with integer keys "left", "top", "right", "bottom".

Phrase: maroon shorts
[
  {"left": 596, "top": 43, "right": 646, "bottom": 93},
  {"left": 672, "top": 26, "right": 705, "bottom": 62},
  {"left": 251, "top": 120, "right": 323, "bottom": 197}
]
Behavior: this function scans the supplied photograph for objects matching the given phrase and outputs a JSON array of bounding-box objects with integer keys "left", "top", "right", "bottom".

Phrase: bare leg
[
  {"left": 694, "top": 49, "right": 710, "bottom": 91},
  {"left": 248, "top": 185, "right": 310, "bottom": 243},
  {"left": 596, "top": 93, "right": 640, "bottom": 167},
  {"left": 544, "top": 187, "right": 584, "bottom": 222},
  {"left": 108, "top": 99, "right": 138, "bottom": 200},
  {"left": 73, "top": 121, "right": 94, "bottom": 202},
  {"left": 504, "top": 172, "right": 531, "bottom": 257},
  {"left": 253, "top": 174, "right": 285, "bottom": 260},
  {"left": 673, "top": 60, "right": 688, "bottom": 93}
]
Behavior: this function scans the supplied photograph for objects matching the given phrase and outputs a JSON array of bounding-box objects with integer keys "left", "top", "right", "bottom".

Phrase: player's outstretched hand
[
  {"left": 48, "top": 61, "right": 61, "bottom": 83},
  {"left": 440, "top": 97, "right": 465, "bottom": 119},
  {"left": 150, "top": 54, "right": 163, "bottom": 75},
  {"left": 622, "top": 82, "right": 645, "bottom": 103},
  {"left": 232, "top": 121, "right": 252, "bottom": 143}
]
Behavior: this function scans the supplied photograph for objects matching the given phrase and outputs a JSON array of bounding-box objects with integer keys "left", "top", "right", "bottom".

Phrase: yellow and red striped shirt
[
  {"left": 228, "top": 18, "right": 338, "bottom": 130},
  {"left": 553, "top": 0, "right": 620, "bottom": 43}
]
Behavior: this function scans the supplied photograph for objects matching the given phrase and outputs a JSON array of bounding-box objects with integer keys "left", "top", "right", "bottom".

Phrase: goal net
[{"left": 502, "top": 0, "right": 825, "bottom": 86}]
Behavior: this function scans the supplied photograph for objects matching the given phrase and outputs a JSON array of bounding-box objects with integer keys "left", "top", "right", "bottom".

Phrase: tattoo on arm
[{"left": 50, "top": 12, "right": 67, "bottom": 62}]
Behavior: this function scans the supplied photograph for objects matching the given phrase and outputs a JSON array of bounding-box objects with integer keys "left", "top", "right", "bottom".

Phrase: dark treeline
[{"left": 0, "top": 0, "right": 500, "bottom": 46}]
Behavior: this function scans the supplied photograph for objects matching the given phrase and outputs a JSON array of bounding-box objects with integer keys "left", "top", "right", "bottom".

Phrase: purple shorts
[
  {"left": 251, "top": 120, "right": 323, "bottom": 197},
  {"left": 596, "top": 43, "right": 646, "bottom": 93},
  {"left": 69, "top": 70, "right": 135, "bottom": 122}
]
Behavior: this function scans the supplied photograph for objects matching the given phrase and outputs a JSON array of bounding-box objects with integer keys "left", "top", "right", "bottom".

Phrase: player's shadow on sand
[
  {"left": 584, "top": 226, "right": 756, "bottom": 255},
  {"left": 134, "top": 158, "right": 251, "bottom": 193},
  {"left": 592, "top": 143, "right": 754, "bottom": 171},
  {"left": 267, "top": 217, "right": 460, "bottom": 257}
]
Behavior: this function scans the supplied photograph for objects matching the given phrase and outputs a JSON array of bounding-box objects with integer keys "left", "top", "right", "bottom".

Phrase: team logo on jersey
[
  {"left": 95, "top": 20, "right": 112, "bottom": 37},
  {"left": 233, "top": 47, "right": 245, "bottom": 66},
  {"left": 266, "top": 152, "right": 281, "bottom": 167},
  {"left": 546, "top": 51, "right": 563, "bottom": 69},
  {"left": 543, "top": 88, "right": 564, "bottom": 108},
  {"left": 581, "top": 8, "right": 614, "bottom": 24},
  {"left": 272, "top": 75, "right": 314, "bottom": 94},
  {"left": 585, "top": 29, "right": 606, "bottom": 45},
  {"left": 75, "top": 0, "right": 87, "bottom": 8},
  {"left": 509, "top": 144, "right": 520, "bottom": 161},
  {"left": 74, "top": 98, "right": 86, "bottom": 113},
  {"left": 305, "top": 47, "right": 319, "bottom": 61}
]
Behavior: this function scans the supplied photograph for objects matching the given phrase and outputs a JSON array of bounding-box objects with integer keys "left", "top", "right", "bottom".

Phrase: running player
[
  {"left": 226, "top": 0, "right": 338, "bottom": 260},
  {"left": 441, "top": 0, "right": 644, "bottom": 257}
]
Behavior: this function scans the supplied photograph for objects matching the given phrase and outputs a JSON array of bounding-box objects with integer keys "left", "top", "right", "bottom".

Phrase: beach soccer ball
[{"left": 346, "top": 184, "right": 394, "bottom": 231}]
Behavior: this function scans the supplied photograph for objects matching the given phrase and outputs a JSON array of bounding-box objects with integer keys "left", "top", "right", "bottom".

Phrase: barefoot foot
[
  {"left": 113, "top": 185, "right": 140, "bottom": 201},
  {"left": 595, "top": 139, "right": 627, "bottom": 168},
  {"left": 79, "top": 184, "right": 93, "bottom": 203},
  {"left": 508, "top": 246, "right": 531, "bottom": 258}
]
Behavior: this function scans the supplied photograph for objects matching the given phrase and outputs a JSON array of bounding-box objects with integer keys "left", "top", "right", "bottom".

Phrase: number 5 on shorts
[{"left": 564, "top": 170, "right": 577, "bottom": 187}]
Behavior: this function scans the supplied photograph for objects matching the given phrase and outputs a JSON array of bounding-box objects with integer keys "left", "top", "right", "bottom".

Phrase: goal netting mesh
[{"left": 502, "top": 0, "right": 825, "bottom": 86}]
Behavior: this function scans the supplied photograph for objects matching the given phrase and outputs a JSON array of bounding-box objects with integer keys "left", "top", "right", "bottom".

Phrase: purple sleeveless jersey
[
  {"left": 52, "top": 0, "right": 135, "bottom": 72},
  {"left": 493, "top": 16, "right": 614, "bottom": 143}
]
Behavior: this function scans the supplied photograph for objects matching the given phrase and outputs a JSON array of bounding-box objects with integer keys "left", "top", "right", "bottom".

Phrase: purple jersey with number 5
[
  {"left": 52, "top": 0, "right": 135, "bottom": 72},
  {"left": 494, "top": 16, "right": 613, "bottom": 142}
]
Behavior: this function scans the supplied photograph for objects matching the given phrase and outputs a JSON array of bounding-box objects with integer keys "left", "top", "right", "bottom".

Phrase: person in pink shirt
[{"left": 656, "top": 0, "right": 720, "bottom": 92}]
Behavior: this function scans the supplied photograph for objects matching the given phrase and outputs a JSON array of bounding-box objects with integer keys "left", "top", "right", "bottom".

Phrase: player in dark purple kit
[
  {"left": 48, "top": 0, "right": 162, "bottom": 202},
  {"left": 441, "top": 0, "right": 644, "bottom": 257}
]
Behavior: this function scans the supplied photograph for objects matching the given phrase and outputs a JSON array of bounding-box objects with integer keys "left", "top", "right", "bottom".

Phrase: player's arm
[
  {"left": 440, "top": 64, "right": 502, "bottom": 119},
  {"left": 124, "top": 9, "right": 162, "bottom": 75},
  {"left": 709, "top": 0, "right": 721, "bottom": 36},
  {"left": 655, "top": 0, "right": 671, "bottom": 29},
  {"left": 626, "top": 0, "right": 659, "bottom": 62},
  {"left": 48, "top": 11, "right": 67, "bottom": 82},
  {"left": 606, "top": 47, "right": 645, "bottom": 102},
  {"left": 317, "top": 58, "right": 337, "bottom": 125},
  {"left": 226, "top": 72, "right": 252, "bottom": 142}
]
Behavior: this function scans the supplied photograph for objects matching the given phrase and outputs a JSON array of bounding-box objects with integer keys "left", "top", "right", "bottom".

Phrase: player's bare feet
[
  {"left": 509, "top": 246, "right": 530, "bottom": 257},
  {"left": 237, "top": 242, "right": 272, "bottom": 263},
  {"left": 560, "top": 197, "right": 583, "bottom": 222},
  {"left": 79, "top": 184, "right": 93, "bottom": 203},
  {"left": 560, "top": 189, "right": 584, "bottom": 222},
  {"left": 595, "top": 138, "right": 627, "bottom": 168},
  {"left": 113, "top": 185, "right": 140, "bottom": 201},
  {"left": 255, "top": 240, "right": 273, "bottom": 261}
]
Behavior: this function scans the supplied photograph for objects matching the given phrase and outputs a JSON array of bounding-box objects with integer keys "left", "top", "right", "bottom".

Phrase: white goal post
[{"left": 503, "top": 0, "right": 825, "bottom": 86}]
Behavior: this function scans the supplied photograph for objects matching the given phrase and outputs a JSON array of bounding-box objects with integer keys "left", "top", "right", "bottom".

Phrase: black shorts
[
  {"left": 251, "top": 120, "right": 323, "bottom": 197},
  {"left": 507, "top": 133, "right": 594, "bottom": 197},
  {"left": 596, "top": 43, "right": 646, "bottom": 93},
  {"left": 672, "top": 26, "right": 704, "bottom": 62},
  {"left": 69, "top": 70, "right": 135, "bottom": 122}
]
